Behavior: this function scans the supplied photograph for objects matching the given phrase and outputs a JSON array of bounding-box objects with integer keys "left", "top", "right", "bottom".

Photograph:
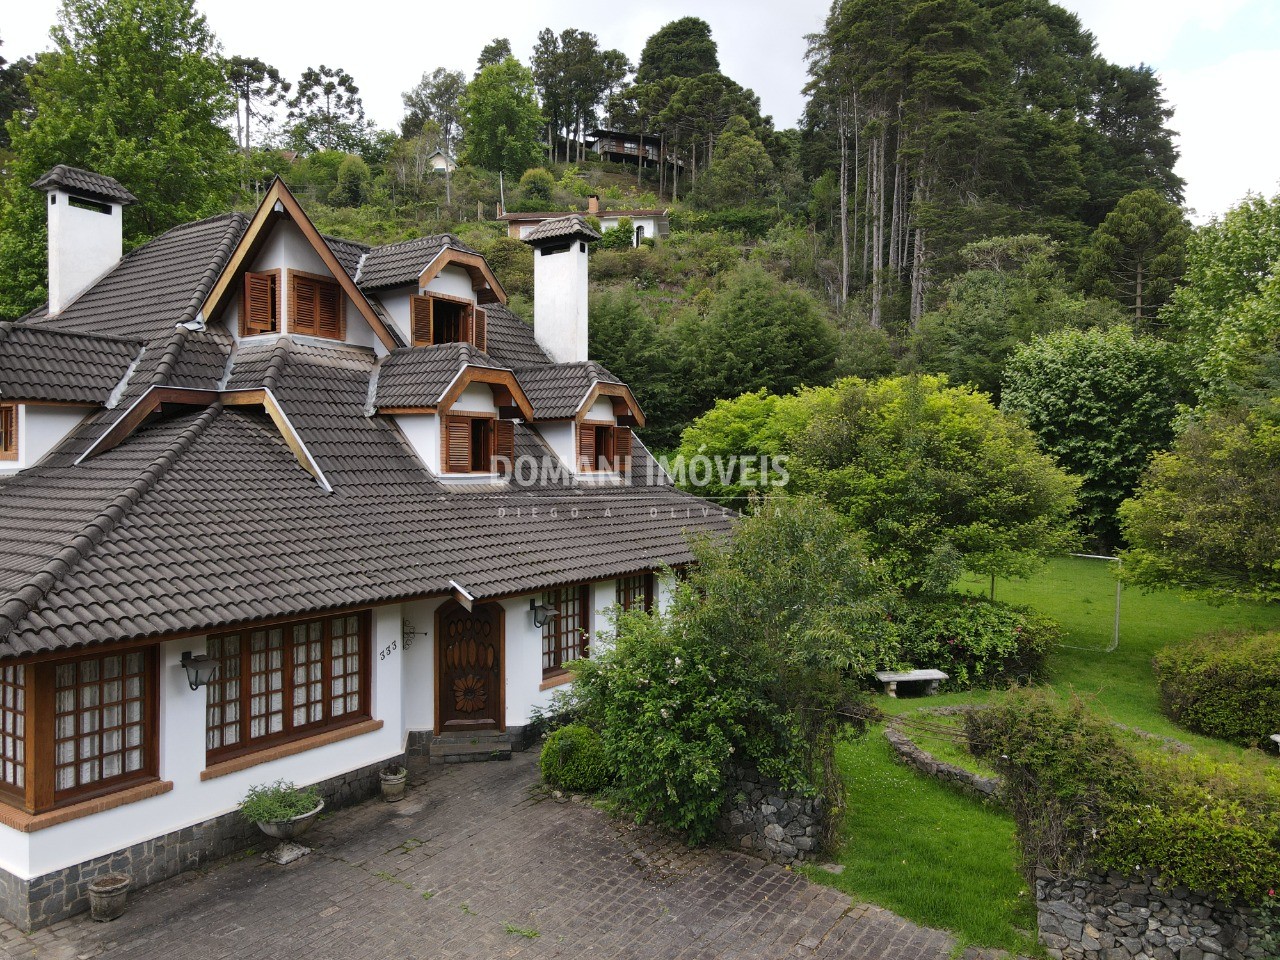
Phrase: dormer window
[
  {"left": 289, "top": 270, "right": 344, "bottom": 339},
  {"left": 0, "top": 404, "right": 16, "bottom": 460},
  {"left": 411, "top": 293, "right": 487, "bottom": 351},
  {"left": 241, "top": 270, "right": 280, "bottom": 336},
  {"left": 443, "top": 414, "right": 514, "bottom": 474},
  {"left": 577, "top": 422, "right": 632, "bottom": 473}
]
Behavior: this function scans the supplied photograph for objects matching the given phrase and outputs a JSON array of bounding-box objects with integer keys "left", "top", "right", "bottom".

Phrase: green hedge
[
  {"left": 967, "top": 690, "right": 1280, "bottom": 903},
  {"left": 1153, "top": 632, "right": 1280, "bottom": 747},
  {"left": 891, "top": 596, "right": 1059, "bottom": 689},
  {"left": 538, "top": 723, "right": 611, "bottom": 792}
]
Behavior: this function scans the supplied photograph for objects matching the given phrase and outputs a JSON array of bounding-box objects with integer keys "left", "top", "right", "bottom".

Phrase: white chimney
[
  {"left": 32, "top": 165, "right": 137, "bottom": 314},
  {"left": 524, "top": 215, "right": 600, "bottom": 364}
]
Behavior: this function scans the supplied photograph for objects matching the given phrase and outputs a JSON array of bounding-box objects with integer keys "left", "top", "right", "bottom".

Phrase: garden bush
[
  {"left": 539, "top": 723, "right": 611, "bottom": 792},
  {"left": 1152, "top": 631, "right": 1280, "bottom": 747},
  {"left": 967, "top": 690, "right": 1280, "bottom": 903},
  {"left": 891, "top": 595, "right": 1059, "bottom": 688}
]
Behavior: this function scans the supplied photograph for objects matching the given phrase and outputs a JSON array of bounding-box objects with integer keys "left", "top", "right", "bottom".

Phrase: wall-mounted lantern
[{"left": 179, "top": 651, "right": 219, "bottom": 691}]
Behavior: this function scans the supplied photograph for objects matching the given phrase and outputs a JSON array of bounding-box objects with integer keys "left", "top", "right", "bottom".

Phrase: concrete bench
[{"left": 874, "top": 669, "right": 948, "bottom": 698}]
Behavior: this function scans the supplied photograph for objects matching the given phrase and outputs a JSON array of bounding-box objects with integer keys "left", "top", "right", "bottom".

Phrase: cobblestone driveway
[{"left": 0, "top": 752, "right": 999, "bottom": 960}]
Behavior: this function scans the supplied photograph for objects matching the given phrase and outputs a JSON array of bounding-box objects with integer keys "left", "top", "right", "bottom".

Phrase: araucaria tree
[
  {"left": 462, "top": 57, "right": 544, "bottom": 178},
  {"left": 0, "top": 0, "right": 238, "bottom": 318},
  {"left": 287, "top": 65, "right": 366, "bottom": 152},
  {"left": 1078, "top": 188, "right": 1189, "bottom": 323}
]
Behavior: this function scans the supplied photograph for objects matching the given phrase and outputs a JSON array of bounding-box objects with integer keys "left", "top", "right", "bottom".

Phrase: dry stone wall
[{"left": 716, "top": 765, "right": 824, "bottom": 864}]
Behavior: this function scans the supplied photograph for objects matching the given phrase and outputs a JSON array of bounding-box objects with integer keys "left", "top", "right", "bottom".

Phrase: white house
[
  {"left": 500, "top": 195, "right": 670, "bottom": 248},
  {"left": 0, "top": 166, "right": 729, "bottom": 930}
]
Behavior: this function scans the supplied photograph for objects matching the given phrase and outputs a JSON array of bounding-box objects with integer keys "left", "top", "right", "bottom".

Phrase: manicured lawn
[
  {"left": 805, "top": 731, "right": 1038, "bottom": 956},
  {"left": 811, "top": 556, "right": 1280, "bottom": 951}
]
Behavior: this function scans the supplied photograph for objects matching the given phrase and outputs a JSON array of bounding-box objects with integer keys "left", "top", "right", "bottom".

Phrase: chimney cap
[
  {"left": 523, "top": 215, "right": 601, "bottom": 246},
  {"left": 32, "top": 165, "right": 137, "bottom": 206}
]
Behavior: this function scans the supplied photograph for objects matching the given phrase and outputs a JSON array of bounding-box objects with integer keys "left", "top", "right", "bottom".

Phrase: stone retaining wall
[
  {"left": 1036, "top": 869, "right": 1269, "bottom": 960},
  {"left": 716, "top": 765, "right": 824, "bottom": 864},
  {"left": 882, "top": 725, "right": 1003, "bottom": 804},
  {"left": 0, "top": 755, "right": 399, "bottom": 931}
]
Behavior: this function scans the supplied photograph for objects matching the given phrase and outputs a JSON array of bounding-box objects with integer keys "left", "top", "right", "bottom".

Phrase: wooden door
[{"left": 436, "top": 601, "right": 504, "bottom": 731}]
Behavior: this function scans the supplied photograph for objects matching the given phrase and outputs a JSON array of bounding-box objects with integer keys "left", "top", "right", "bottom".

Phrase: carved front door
[{"left": 437, "top": 601, "right": 503, "bottom": 731}]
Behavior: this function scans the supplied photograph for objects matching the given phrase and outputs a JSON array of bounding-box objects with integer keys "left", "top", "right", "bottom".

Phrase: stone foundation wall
[
  {"left": 716, "top": 765, "right": 824, "bottom": 864},
  {"left": 1036, "top": 869, "right": 1269, "bottom": 960},
  {"left": 882, "top": 726, "right": 1003, "bottom": 804},
  {"left": 0, "top": 755, "right": 400, "bottom": 931}
]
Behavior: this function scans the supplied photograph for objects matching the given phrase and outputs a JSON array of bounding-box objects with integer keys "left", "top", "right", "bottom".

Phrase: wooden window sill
[
  {"left": 539, "top": 672, "right": 574, "bottom": 692},
  {"left": 0, "top": 779, "right": 173, "bottom": 834},
  {"left": 201, "top": 718, "right": 384, "bottom": 781}
]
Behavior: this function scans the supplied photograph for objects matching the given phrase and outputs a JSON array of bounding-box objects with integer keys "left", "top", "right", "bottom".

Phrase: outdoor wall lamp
[
  {"left": 530, "top": 600, "right": 560, "bottom": 628},
  {"left": 179, "top": 651, "right": 219, "bottom": 691}
]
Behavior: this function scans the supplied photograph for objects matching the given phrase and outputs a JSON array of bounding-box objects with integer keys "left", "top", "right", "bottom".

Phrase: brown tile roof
[
  {"left": 516, "top": 361, "right": 622, "bottom": 420},
  {"left": 26, "top": 213, "right": 249, "bottom": 341},
  {"left": 0, "top": 322, "right": 140, "bottom": 404},
  {"left": 374, "top": 343, "right": 502, "bottom": 409},
  {"left": 31, "top": 165, "right": 137, "bottom": 205},
  {"left": 356, "top": 234, "right": 479, "bottom": 290},
  {"left": 522, "top": 216, "right": 602, "bottom": 244}
]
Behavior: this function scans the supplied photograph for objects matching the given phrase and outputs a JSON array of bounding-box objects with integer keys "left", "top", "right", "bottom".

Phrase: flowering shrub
[
  {"left": 890, "top": 595, "right": 1058, "bottom": 688},
  {"left": 967, "top": 690, "right": 1280, "bottom": 903}
]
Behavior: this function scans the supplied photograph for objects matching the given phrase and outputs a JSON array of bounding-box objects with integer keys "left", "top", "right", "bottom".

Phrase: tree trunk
[
  {"left": 1134, "top": 261, "right": 1144, "bottom": 323},
  {"left": 838, "top": 96, "right": 850, "bottom": 308}
]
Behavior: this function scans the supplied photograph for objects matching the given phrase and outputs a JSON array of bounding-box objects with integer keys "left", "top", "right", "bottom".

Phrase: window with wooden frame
[
  {"left": 0, "top": 649, "right": 160, "bottom": 815},
  {"left": 577, "top": 422, "right": 633, "bottom": 472},
  {"left": 205, "top": 611, "right": 371, "bottom": 763},
  {"left": 0, "top": 403, "right": 18, "bottom": 460},
  {"left": 441, "top": 414, "right": 514, "bottom": 474},
  {"left": 289, "top": 270, "right": 344, "bottom": 340},
  {"left": 410, "top": 293, "right": 486, "bottom": 351},
  {"left": 616, "top": 573, "right": 655, "bottom": 614},
  {"left": 542, "top": 585, "right": 591, "bottom": 676},
  {"left": 240, "top": 269, "right": 280, "bottom": 336}
]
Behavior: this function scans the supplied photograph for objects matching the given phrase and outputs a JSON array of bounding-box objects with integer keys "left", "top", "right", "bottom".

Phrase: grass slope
[{"left": 807, "top": 732, "right": 1037, "bottom": 955}]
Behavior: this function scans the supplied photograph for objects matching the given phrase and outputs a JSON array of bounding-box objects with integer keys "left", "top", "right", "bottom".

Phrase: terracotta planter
[
  {"left": 380, "top": 768, "right": 408, "bottom": 803},
  {"left": 87, "top": 873, "right": 131, "bottom": 922},
  {"left": 255, "top": 800, "right": 325, "bottom": 842}
]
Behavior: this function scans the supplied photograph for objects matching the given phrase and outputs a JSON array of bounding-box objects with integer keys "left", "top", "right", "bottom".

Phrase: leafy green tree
[
  {"left": 1119, "top": 402, "right": 1280, "bottom": 604},
  {"left": 287, "top": 65, "right": 366, "bottom": 152},
  {"left": 680, "top": 263, "right": 838, "bottom": 416},
  {"left": 400, "top": 67, "right": 465, "bottom": 202},
  {"left": 1162, "top": 191, "right": 1280, "bottom": 407},
  {"left": 0, "top": 37, "right": 35, "bottom": 150},
  {"left": 793, "top": 375, "right": 1079, "bottom": 591},
  {"left": 225, "top": 56, "right": 289, "bottom": 156},
  {"left": 1001, "top": 327, "right": 1184, "bottom": 547},
  {"left": 636, "top": 17, "right": 720, "bottom": 85},
  {"left": 332, "top": 154, "right": 370, "bottom": 207},
  {"left": 461, "top": 57, "right": 544, "bottom": 178},
  {"left": 516, "top": 167, "right": 555, "bottom": 208},
  {"left": 475, "top": 38, "right": 511, "bottom": 75},
  {"left": 913, "top": 235, "right": 1124, "bottom": 398},
  {"left": 692, "top": 116, "right": 774, "bottom": 209},
  {"left": 0, "top": 0, "right": 237, "bottom": 318},
  {"left": 1079, "top": 188, "right": 1189, "bottom": 323}
]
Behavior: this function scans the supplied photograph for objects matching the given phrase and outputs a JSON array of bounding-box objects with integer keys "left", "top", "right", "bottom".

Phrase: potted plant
[
  {"left": 239, "top": 780, "right": 324, "bottom": 865},
  {"left": 380, "top": 765, "right": 408, "bottom": 802},
  {"left": 87, "top": 873, "right": 131, "bottom": 922}
]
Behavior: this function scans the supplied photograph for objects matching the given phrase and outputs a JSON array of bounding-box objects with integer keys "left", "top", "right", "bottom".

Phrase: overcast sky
[{"left": 4, "top": 0, "right": 1278, "bottom": 222}]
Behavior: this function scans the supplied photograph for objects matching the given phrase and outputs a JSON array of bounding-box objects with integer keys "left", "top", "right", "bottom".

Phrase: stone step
[{"left": 428, "top": 737, "right": 514, "bottom": 764}]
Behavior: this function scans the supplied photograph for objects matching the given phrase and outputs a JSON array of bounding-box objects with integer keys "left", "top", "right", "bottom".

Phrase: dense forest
[{"left": 1, "top": 0, "right": 1277, "bottom": 585}]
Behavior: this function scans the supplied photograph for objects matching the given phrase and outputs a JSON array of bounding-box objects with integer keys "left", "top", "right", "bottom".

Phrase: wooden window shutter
[
  {"left": 473, "top": 306, "right": 487, "bottom": 352},
  {"left": 0, "top": 405, "right": 15, "bottom": 458},
  {"left": 317, "top": 281, "right": 343, "bottom": 339},
  {"left": 614, "top": 425, "right": 633, "bottom": 472},
  {"left": 411, "top": 295, "right": 433, "bottom": 345},
  {"left": 243, "top": 272, "right": 277, "bottom": 335},
  {"left": 443, "top": 416, "right": 472, "bottom": 473},
  {"left": 292, "top": 274, "right": 317, "bottom": 335},
  {"left": 493, "top": 419, "right": 515, "bottom": 474},
  {"left": 577, "top": 424, "right": 596, "bottom": 472}
]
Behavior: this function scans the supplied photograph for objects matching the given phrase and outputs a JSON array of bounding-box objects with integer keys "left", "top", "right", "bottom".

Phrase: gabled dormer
[
  {"left": 516, "top": 362, "right": 644, "bottom": 479},
  {"left": 199, "top": 179, "right": 400, "bottom": 353}
]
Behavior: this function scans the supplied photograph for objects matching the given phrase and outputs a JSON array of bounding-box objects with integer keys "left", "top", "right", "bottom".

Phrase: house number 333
[{"left": 379, "top": 640, "right": 398, "bottom": 661}]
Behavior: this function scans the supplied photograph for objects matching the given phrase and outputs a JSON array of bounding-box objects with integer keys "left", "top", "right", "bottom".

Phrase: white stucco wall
[
  {"left": 0, "top": 607, "right": 405, "bottom": 882},
  {"left": 0, "top": 404, "right": 93, "bottom": 476},
  {"left": 221, "top": 219, "right": 380, "bottom": 351},
  {"left": 423, "top": 264, "right": 477, "bottom": 302},
  {"left": 532, "top": 243, "right": 589, "bottom": 364},
  {"left": 46, "top": 191, "right": 124, "bottom": 315},
  {"left": 394, "top": 413, "right": 440, "bottom": 473},
  {"left": 450, "top": 383, "right": 498, "bottom": 415}
]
